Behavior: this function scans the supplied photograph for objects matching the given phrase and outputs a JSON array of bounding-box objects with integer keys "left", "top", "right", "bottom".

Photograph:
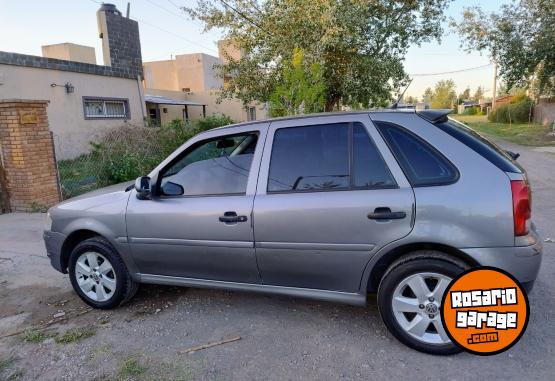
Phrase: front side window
[
  {"left": 160, "top": 133, "right": 258, "bottom": 196},
  {"left": 375, "top": 121, "right": 459, "bottom": 187},
  {"left": 268, "top": 123, "right": 396, "bottom": 193},
  {"left": 84, "top": 98, "right": 128, "bottom": 119}
]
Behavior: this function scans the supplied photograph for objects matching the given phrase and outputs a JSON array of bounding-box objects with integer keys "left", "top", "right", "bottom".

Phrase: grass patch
[
  {"left": 54, "top": 328, "right": 95, "bottom": 344},
  {"left": 453, "top": 115, "right": 555, "bottom": 146},
  {"left": 0, "top": 356, "right": 16, "bottom": 373},
  {"left": 22, "top": 329, "right": 48, "bottom": 343},
  {"left": 118, "top": 357, "right": 148, "bottom": 380},
  {"left": 0, "top": 355, "right": 24, "bottom": 380}
]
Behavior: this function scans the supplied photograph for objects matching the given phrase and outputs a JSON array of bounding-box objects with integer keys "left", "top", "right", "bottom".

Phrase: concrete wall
[
  {"left": 143, "top": 60, "right": 179, "bottom": 91},
  {"left": 0, "top": 64, "right": 145, "bottom": 159},
  {"left": 41, "top": 43, "right": 97, "bottom": 65},
  {"left": 144, "top": 53, "right": 224, "bottom": 92},
  {"left": 534, "top": 101, "right": 555, "bottom": 126},
  {"left": 218, "top": 40, "right": 243, "bottom": 64}
]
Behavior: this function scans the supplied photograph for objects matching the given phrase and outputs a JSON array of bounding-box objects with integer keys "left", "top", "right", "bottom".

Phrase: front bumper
[
  {"left": 43, "top": 230, "right": 67, "bottom": 273},
  {"left": 461, "top": 238, "right": 542, "bottom": 288}
]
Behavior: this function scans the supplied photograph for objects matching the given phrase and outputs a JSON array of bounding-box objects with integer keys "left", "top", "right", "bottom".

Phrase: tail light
[{"left": 511, "top": 180, "right": 531, "bottom": 236}]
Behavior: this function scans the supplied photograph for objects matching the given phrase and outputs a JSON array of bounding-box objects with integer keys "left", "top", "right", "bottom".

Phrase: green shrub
[
  {"left": 488, "top": 99, "right": 533, "bottom": 123},
  {"left": 463, "top": 106, "right": 479, "bottom": 115},
  {"left": 90, "top": 115, "right": 234, "bottom": 184},
  {"left": 195, "top": 114, "right": 234, "bottom": 130}
]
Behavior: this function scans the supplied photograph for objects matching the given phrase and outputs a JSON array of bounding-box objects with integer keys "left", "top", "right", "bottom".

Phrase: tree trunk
[{"left": 325, "top": 97, "right": 338, "bottom": 112}]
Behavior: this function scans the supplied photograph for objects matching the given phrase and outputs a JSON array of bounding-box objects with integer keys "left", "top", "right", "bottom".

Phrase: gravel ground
[{"left": 0, "top": 138, "right": 554, "bottom": 381}]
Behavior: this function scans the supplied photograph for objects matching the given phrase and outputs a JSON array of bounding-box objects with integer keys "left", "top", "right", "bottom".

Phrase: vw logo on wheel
[{"left": 425, "top": 303, "right": 438, "bottom": 314}]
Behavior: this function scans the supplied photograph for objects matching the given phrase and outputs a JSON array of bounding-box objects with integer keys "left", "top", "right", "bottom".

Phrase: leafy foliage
[
  {"left": 488, "top": 99, "right": 534, "bottom": 124},
  {"left": 58, "top": 115, "right": 234, "bottom": 198},
  {"left": 430, "top": 79, "right": 457, "bottom": 109},
  {"left": 452, "top": 0, "right": 555, "bottom": 96},
  {"left": 185, "top": 0, "right": 453, "bottom": 111},
  {"left": 92, "top": 116, "right": 234, "bottom": 184},
  {"left": 269, "top": 48, "right": 326, "bottom": 116}
]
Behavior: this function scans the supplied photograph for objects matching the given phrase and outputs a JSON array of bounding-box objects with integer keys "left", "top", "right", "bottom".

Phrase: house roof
[{"left": 144, "top": 94, "right": 205, "bottom": 106}]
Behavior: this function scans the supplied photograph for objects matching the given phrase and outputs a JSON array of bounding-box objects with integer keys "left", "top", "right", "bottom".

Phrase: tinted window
[
  {"left": 375, "top": 121, "right": 458, "bottom": 187},
  {"left": 161, "top": 133, "right": 258, "bottom": 196},
  {"left": 352, "top": 124, "right": 396, "bottom": 188},
  {"left": 436, "top": 118, "right": 523, "bottom": 173},
  {"left": 268, "top": 123, "right": 350, "bottom": 192},
  {"left": 268, "top": 123, "right": 396, "bottom": 192}
]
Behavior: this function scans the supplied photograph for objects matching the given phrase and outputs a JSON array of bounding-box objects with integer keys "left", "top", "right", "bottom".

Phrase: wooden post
[{"left": 492, "top": 62, "right": 498, "bottom": 109}]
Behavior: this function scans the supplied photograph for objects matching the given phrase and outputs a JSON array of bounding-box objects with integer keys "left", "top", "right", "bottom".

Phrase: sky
[{"left": 0, "top": 0, "right": 509, "bottom": 100}]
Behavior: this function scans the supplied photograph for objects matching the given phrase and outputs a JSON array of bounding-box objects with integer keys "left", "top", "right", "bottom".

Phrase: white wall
[{"left": 0, "top": 64, "right": 145, "bottom": 159}]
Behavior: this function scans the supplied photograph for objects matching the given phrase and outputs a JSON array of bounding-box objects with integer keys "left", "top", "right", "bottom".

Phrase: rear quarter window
[
  {"left": 435, "top": 118, "right": 523, "bottom": 174},
  {"left": 375, "top": 121, "right": 459, "bottom": 187}
]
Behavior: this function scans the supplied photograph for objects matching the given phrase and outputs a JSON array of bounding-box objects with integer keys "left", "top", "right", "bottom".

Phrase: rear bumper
[
  {"left": 43, "top": 230, "right": 67, "bottom": 274},
  {"left": 461, "top": 238, "right": 542, "bottom": 287}
]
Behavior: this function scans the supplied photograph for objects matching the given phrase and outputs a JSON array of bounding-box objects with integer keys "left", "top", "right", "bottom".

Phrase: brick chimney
[{"left": 97, "top": 3, "right": 143, "bottom": 78}]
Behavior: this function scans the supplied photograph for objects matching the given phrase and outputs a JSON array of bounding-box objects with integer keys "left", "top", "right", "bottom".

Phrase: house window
[
  {"left": 83, "top": 98, "right": 129, "bottom": 119},
  {"left": 247, "top": 106, "right": 256, "bottom": 121}
]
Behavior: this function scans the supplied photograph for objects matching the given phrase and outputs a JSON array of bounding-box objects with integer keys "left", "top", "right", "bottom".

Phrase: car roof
[{"left": 212, "top": 108, "right": 452, "bottom": 131}]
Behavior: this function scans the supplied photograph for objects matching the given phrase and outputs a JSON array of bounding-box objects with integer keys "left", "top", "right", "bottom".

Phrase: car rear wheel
[
  {"left": 68, "top": 237, "right": 138, "bottom": 309},
  {"left": 377, "top": 251, "right": 468, "bottom": 355}
]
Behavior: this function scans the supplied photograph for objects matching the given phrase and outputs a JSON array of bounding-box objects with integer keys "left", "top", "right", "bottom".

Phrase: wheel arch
[
  {"left": 60, "top": 229, "right": 103, "bottom": 272},
  {"left": 363, "top": 242, "right": 480, "bottom": 293}
]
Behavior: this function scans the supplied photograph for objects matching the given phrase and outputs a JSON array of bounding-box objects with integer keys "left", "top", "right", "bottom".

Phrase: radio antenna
[{"left": 390, "top": 78, "right": 413, "bottom": 109}]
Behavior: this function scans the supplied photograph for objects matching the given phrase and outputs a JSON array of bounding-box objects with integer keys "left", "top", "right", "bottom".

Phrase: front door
[
  {"left": 126, "top": 127, "right": 265, "bottom": 284},
  {"left": 253, "top": 115, "right": 415, "bottom": 292}
]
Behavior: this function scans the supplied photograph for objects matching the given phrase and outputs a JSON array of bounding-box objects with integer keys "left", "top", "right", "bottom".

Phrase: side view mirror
[
  {"left": 161, "top": 181, "right": 184, "bottom": 196},
  {"left": 134, "top": 176, "right": 151, "bottom": 200}
]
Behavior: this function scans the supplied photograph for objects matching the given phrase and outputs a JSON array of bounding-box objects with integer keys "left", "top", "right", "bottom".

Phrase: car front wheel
[
  {"left": 377, "top": 252, "right": 468, "bottom": 355},
  {"left": 68, "top": 237, "right": 138, "bottom": 309}
]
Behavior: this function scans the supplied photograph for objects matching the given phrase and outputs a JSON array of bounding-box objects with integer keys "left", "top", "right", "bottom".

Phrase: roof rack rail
[{"left": 416, "top": 109, "right": 453, "bottom": 124}]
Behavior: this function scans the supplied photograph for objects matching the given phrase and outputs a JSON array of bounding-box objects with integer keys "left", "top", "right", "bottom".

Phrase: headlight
[{"left": 44, "top": 211, "right": 53, "bottom": 231}]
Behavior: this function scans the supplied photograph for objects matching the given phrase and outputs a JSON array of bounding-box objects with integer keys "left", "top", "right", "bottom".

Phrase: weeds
[
  {"left": 118, "top": 357, "right": 148, "bottom": 379},
  {"left": 22, "top": 329, "right": 48, "bottom": 343},
  {"left": 54, "top": 328, "right": 95, "bottom": 344}
]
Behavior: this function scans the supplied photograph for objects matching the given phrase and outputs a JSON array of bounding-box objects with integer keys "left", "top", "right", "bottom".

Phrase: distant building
[
  {"left": 0, "top": 4, "right": 146, "bottom": 159},
  {"left": 143, "top": 41, "right": 267, "bottom": 125}
]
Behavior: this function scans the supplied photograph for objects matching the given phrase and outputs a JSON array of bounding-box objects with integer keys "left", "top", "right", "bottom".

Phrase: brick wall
[{"left": 0, "top": 100, "right": 60, "bottom": 212}]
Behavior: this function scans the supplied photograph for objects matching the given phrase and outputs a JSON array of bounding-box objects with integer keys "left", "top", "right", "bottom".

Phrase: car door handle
[
  {"left": 367, "top": 207, "right": 406, "bottom": 220},
  {"left": 219, "top": 211, "right": 248, "bottom": 223}
]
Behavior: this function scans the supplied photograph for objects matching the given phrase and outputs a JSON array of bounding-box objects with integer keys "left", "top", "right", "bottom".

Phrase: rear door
[{"left": 253, "top": 114, "right": 415, "bottom": 292}]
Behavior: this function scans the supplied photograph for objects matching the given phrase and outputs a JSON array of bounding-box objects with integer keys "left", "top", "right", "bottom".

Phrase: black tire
[
  {"left": 377, "top": 251, "right": 469, "bottom": 355},
  {"left": 68, "top": 236, "right": 138, "bottom": 309}
]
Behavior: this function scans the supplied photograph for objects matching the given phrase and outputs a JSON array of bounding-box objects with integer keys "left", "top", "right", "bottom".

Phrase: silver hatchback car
[{"left": 44, "top": 109, "right": 542, "bottom": 354}]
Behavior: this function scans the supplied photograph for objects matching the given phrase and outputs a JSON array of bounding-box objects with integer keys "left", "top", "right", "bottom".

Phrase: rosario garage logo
[{"left": 440, "top": 267, "right": 529, "bottom": 355}]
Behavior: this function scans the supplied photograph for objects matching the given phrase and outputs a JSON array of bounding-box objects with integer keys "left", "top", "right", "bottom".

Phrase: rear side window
[
  {"left": 435, "top": 118, "right": 523, "bottom": 174},
  {"left": 268, "top": 122, "right": 396, "bottom": 192},
  {"left": 375, "top": 121, "right": 459, "bottom": 187}
]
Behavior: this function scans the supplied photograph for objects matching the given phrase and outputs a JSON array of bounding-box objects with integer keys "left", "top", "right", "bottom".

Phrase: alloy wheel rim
[
  {"left": 392, "top": 272, "right": 452, "bottom": 345},
  {"left": 75, "top": 251, "right": 116, "bottom": 302}
]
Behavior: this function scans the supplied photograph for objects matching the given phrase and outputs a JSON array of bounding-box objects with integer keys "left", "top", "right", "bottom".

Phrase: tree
[
  {"left": 473, "top": 86, "right": 484, "bottom": 102},
  {"left": 451, "top": 0, "right": 555, "bottom": 96},
  {"left": 404, "top": 95, "right": 418, "bottom": 104},
  {"left": 423, "top": 87, "right": 434, "bottom": 103},
  {"left": 185, "top": 0, "right": 453, "bottom": 111},
  {"left": 268, "top": 48, "right": 326, "bottom": 116},
  {"left": 430, "top": 80, "right": 457, "bottom": 109}
]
